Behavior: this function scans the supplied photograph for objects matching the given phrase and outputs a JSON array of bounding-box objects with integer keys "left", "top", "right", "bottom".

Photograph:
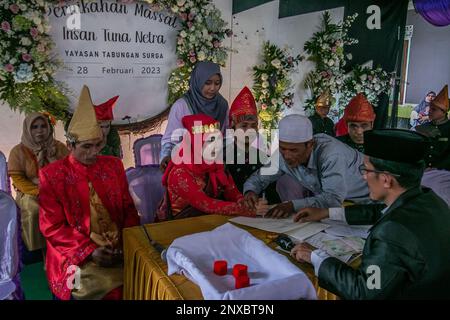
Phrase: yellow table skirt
[{"left": 123, "top": 215, "right": 339, "bottom": 300}]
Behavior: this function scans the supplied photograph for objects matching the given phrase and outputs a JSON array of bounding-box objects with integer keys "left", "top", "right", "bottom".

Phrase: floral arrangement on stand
[
  {"left": 252, "top": 42, "right": 303, "bottom": 131},
  {"left": 340, "top": 65, "right": 391, "bottom": 109},
  {"left": 303, "top": 11, "right": 391, "bottom": 119},
  {"left": 0, "top": 0, "right": 231, "bottom": 125},
  {"left": 303, "top": 11, "right": 358, "bottom": 117},
  {"left": 0, "top": 0, "right": 70, "bottom": 120}
]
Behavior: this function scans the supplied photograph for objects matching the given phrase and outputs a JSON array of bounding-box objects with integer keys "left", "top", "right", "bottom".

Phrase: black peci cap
[{"left": 364, "top": 129, "right": 428, "bottom": 164}]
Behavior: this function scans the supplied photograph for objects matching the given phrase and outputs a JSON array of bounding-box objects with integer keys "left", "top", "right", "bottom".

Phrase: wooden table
[{"left": 123, "top": 215, "right": 339, "bottom": 300}]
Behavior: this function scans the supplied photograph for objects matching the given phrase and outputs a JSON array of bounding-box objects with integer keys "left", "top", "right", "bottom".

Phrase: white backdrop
[
  {"left": 48, "top": 1, "right": 180, "bottom": 123},
  {"left": 0, "top": 0, "right": 346, "bottom": 168}
]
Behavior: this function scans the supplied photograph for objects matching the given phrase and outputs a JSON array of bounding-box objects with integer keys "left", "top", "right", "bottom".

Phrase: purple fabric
[
  {"left": 421, "top": 169, "right": 450, "bottom": 206},
  {"left": 0, "top": 191, "right": 22, "bottom": 300},
  {"left": 133, "top": 134, "right": 163, "bottom": 166},
  {"left": 414, "top": 0, "right": 450, "bottom": 26},
  {"left": 0, "top": 151, "right": 10, "bottom": 194},
  {"left": 276, "top": 174, "right": 311, "bottom": 202},
  {"left": 126, "top": 166, "right": 165, "bottom": 224},
  {"left": 12, "top": 201, "right": 24, "bottom": 300}
]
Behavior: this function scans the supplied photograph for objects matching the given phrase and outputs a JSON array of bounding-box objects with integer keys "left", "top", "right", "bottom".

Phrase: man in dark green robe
[
  {"left": 290, "top": 129, "right": 450, "bottom": 299},
  {"left": 99, "top": 125, "right": 122, "bottom": 158},
  {"left": 415, "top": 85, "right": 450, "bottom": 170},
  {"left": 94, "top": 95, "right": 123, "bottom": 158},
  {"left": 309, "top": 90, "right": 335, "bottom": 137},
  {"left": 415, "top": 85, "right": 450, "bottom": 205}
]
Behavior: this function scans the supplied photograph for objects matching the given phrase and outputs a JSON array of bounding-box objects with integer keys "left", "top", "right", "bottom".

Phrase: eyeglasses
[{"left": 358, "top": 164, "right": 401, "bottom": 178}]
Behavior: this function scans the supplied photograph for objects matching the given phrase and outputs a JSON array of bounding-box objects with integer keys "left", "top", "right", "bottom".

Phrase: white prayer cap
[{"left": 279, "top": 114, "right": 313, "bottom": 143}]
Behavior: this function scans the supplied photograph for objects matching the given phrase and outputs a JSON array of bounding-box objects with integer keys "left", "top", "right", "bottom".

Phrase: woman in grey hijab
[
  {"left": 160, "top": 61, "right": 229, "bottom": 171},
  {"left": 411, "top": 91, "right": 436, "bottom": 128}
]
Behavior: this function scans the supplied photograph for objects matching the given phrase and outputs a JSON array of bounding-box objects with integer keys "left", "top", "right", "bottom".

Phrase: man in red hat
[
  {"left": 225, "top": 87, "right": 280, "bottom": 204},
  {"left": 337, "top": 93, "right": 376, "bottom": 153},
  {"left": 94, "top": 96, "right": 122, "bottom": 158}
]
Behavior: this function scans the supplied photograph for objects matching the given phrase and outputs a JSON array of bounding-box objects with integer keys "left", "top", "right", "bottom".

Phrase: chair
[
  {"left": 0, "top": 191, "right": 22, "bottom": 300},
  {"left": 0, "top": 151, "right": 10, "bottom": 194},
  {"left": 133, "top": 134, "right": 163, "bottom": 166},
  {"left": 126, "top": 166, "right": 165, "bottom": 224}
]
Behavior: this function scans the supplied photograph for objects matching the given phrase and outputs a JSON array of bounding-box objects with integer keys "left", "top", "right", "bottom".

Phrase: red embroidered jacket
[
  {"left": 39, "top": 154, "right": 139, "bottom": 300},
  {"left": 167, "top": 166, "right": 256, "bottom": 217}
]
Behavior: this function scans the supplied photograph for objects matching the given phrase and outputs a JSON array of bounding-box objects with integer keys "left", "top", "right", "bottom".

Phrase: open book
[{"left": 229, "top": 217, "right": 329, "bottom": 241}]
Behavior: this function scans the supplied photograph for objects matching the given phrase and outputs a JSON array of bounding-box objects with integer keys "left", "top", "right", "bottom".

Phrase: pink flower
[
  {"left": 180, "top": 13, "right": 188, "bottom": 21},
  {"left": 22, "top": 53, "right": 32, "bottom": 62},
  {"left": 213, "top": 40, "right": 221, "bottom": 48},
  {"left": 188, "top": 13, "right": 195, "bottom": 21},
  {"left": 261, "top": 104, "right": 267, "bottom": 110},
  {"left": 177, "top": 37, "right": 185, "bottom": 45},
  {"left": 4, "top": 64, "right": 14, "bottom": 72},
  {"left": 187, "top": 21, "right": 193, "bottom": 29},
  {"left": 30, "top": 28, "right": 39, "bottom": 38},
  {"left": 189, "top": 56, "right": 197, "bottom": 64},
  {"left": 189, "top": 50, "right": 196, "bottom": 57},
  {"left": 368, "top": 75, "right": 373, "bottom": 81},
  {"left": 1, "top": 21, "right": 11, "bottom": 32},
  {"left": 331, "top": 46, "right": 337, "bottom": 53},
  {"left": 320, "top": 71, "right": 328, "bottom": 77},
  {"left": 176, "top": 59, "right": 185, "bottom": 67},
  {"left": 9, "top": 4, "right": 20, "bottom": 14}
]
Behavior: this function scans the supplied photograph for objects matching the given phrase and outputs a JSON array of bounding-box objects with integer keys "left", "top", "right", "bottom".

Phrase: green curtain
[
  {"left": 232, "top": 0, "right": 409, "bottom": 128},
  {"left": 278, "top": 0, "right": 409, "bottom": 128},
  {"left": 344, "top": 0, "right": 409, "bottom": 128},
  {"left": 279, "top": 0, "right": 345, "bottom": 17},
  {"left": 232, "top": 0, "right": 274, "bottom": 14}
]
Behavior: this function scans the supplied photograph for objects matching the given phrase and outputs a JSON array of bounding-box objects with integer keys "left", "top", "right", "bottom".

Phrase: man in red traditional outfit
[{"left": 39, "top": 85, "right": 139, "bottom": 300}]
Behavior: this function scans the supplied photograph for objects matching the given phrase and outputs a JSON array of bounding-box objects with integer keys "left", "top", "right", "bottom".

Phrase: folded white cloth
[{"left": 166, "top": 223, "right": 317, "bottom": 300}]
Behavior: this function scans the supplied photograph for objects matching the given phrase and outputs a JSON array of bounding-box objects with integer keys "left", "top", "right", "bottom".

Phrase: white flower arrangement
[
  {"left": 252, "top": 42, "right": 303, "bottom": 130},
  {"left": 340, "top": 65, "right": 391, "bottom": 109},
  {"left": 1, "top": 0, "right": 231, "bottom": 123},
  {"left": 303, "top": 11, "right": 391, "bottom": 116}
]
